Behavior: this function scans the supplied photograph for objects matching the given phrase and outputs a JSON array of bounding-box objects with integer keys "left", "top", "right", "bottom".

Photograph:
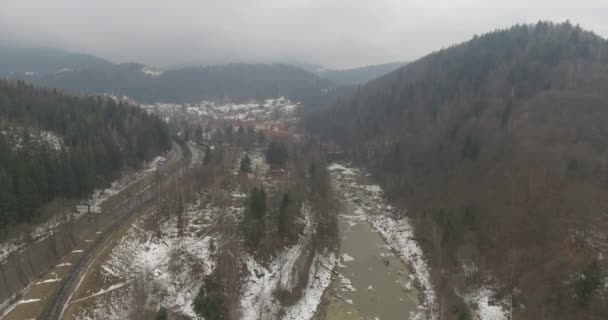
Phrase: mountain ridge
[
  {"left": 308, "top": 21, "right": 608, "bottom": 319},
  {"left": 0, "top": 47, "right": 405, "bottom": 104}
]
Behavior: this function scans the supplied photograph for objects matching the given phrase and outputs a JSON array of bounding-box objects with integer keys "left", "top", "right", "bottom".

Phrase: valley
[
  {"left": 1, "top": 142, "right": 188, "bottom": 320},
  {"left": 0, "top": 89, "right": 442, "bottom": 320},
  {"left": 323, "top": 164, "right": 424, "bottom": 320},
  {"left": 1, "top": 10, "right": 608, "bottom": 320}
]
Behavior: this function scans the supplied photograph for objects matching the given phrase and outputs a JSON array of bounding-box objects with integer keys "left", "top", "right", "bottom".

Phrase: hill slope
[
  {"left": 3, "top": 55, "right": 333, "bottom": 105},
  {"left": 0, "top": 80, "right": 170, "bottom": 228},
  {"left": 309, "top": 22, "right": 608, "bottom": 319},
  {"left": 0, "top": 47, "right": 112, "bottom": 75},
  {"left": 318, "top": 62, "right": 405, "bottom": 86}
]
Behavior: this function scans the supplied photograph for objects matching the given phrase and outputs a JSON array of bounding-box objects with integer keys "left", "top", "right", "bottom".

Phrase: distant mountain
[
  {"left": 0, "top": 46, "right": 402, "bottom": 105},
  {"left": 317, "top": 62, "right": 405, "bottom": 86},
  {"left": 142, "top": 63, "right": 332, "bottom": 104},
  {"left": 277, "top": 61, "right": 328, "bottom": 74},
  {"left": 309, "top": 22, "right": 608, "bottom": 319},
  {"left": 0, "top": 47, "right": 112, "bottom": 75},
  {"left": 2, "top": 53, "right": 332, "bottom": 105}
]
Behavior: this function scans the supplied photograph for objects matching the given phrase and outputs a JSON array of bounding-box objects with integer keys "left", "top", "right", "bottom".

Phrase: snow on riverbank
[
  {"left": 329, "top": 162, "right": 438, "bottom": 320},
  {"left": 240, "top": 203, "right": 336, "bottom": 320},
  {"left": 282, "top": 250, "right": 337, "bottom": 320},
  {"left": 240, "top": 253, "right": 284, "bottom": 320},
  {"left": 370, "top": 216, "right": 437, "bottom": 319},
  {"left": 240, "top": 249, "right": 337, "bottom": 320}
]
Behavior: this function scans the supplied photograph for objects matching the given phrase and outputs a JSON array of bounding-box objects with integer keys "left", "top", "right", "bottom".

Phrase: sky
[{"left": 1, "top": 0, "right": 608, "bottom": 69}]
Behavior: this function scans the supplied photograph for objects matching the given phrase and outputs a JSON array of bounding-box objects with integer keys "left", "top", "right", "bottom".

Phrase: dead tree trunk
[
  {"left": 15, "top": 256, "right": 29, "bottom": 286},
  {"left": 0, "top": 261, "right": 9, "bottom": 289}
]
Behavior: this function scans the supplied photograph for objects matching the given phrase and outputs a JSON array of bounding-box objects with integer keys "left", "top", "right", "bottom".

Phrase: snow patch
[
  {"left": 0, "top": 127, "right": 64, "bottom": 151},
  {"left": 16, "top": 298, "right": 40, "bottom": 304},
  {"left": 36, "top": 278, "right": 61, "bottom": 285},
  {"left": 141, "top": 66, "right": 163, "bottom": 77},
  {"left": 240, "top": 203, "right": 336, "bottom": 320},
  {"left": 56, "top": 263, "right": 72, "bottom": 267},
  {"left": 75, "top": 197, "right": 217, "bottom": 319},
  {"left": 342, "top": 253, "right": 354, "bottom": 262},
  {"left": 282, "top": 251, "right": 337, "bottom": 320},
  {"left": 56, "top": 67, "right": 74, "bottom": 74},
  {"left": 465, "top": 287, "right": 509, "bottom": 320}
]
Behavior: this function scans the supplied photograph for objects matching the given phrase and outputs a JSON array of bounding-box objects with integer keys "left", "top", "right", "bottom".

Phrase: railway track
[{"left": 39, "top": 142, "right": 191, "bottom": 320}]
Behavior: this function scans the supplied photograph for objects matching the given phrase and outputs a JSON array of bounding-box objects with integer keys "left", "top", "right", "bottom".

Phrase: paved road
[{"left": 39, "top": 141, "right": 192, "bottom": 320}]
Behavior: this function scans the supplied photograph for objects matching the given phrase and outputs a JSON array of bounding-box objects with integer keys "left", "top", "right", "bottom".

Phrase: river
[{"left": 322, "top": 164, "right": 425, "bottom": 320}]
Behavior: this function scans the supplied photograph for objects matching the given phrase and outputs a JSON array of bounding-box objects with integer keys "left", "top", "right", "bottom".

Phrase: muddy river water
[{"left": 322, "top": 168, "right": 423, "bottom": 320}]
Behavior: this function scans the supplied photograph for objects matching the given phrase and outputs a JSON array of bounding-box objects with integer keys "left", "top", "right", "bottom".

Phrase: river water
[{"left": 322, "top": 168, "right": 423, "bottom": 320}]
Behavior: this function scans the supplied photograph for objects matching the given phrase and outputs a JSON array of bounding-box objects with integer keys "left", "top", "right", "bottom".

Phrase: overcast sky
[{"left": 1, "top": 0, "right": 607, "bottom": 69}]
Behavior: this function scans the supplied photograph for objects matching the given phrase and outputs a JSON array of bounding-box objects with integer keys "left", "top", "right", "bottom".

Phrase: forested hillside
[
  {"left": 0, "top": 47, "right": 112, "bottom": 75},
  {"left": 11, "top": 62, "right": 332, "bottom": 105},
  {"left": 0, "top": 81, "right": 170, "bottom": 228},
  {"left": 318, "top": 62, "right": 405, "bottom": 86},
  {"left": 308, "top": 22, "right": 608, "bottom": 319}
]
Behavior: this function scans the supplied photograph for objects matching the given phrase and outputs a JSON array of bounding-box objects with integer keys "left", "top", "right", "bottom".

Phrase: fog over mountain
[
  {"left": 3, "top": 2, "right": 608, "bottom": 320},
  {"left": 2, "top": 0, "right": 608, "bottom": 69}
]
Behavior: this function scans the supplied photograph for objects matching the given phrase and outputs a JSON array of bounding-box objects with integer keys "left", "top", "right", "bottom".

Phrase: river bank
[{"left": 321, "top": 163, "right": 437, "bottom": 320}]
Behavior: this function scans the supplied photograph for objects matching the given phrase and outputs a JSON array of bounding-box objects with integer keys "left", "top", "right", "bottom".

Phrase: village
[{"left": 141, "top": 97, "right": 294, "bottom": 136}]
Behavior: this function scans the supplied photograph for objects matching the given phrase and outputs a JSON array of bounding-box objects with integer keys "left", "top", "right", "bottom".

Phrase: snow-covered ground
[
  {"left": 141, "top": 66, "right": 163, "bottom": 77},
  {"left": 88, "top": 155, "right": 166, "bottom": 208},
  {"left": 1, "top": 127, "right": 64, "bottom": 151},
  {"left": 187, "top": 141, "right": 204, "bottom": 168},
  {"left": 142, "top": 97, "right": 300, "bottom": 122},
  {"left": 328, "top": 162, "right": 438, "bottom": 320},
  {"left": 281, "top": 250, "right": 337, "bottom": 320},
  {"left": 249, "top": 151, "right": 269, "bottom": 175},
  {"left": 464, "top": 287, "right": 509, "bottom": 320},
  {"left": 239, "top": 203, "right": 337, "bottom": 320},
  {"left": 56, "top": 67, "right": 74, "bottom": 74},
  {"left": 75, "top": 196, "right": 218, "bottom": 319}
]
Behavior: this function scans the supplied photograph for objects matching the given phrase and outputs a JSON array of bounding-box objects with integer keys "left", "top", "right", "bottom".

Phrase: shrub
[
  {"left": 461, "top": 135, "right": 481, "bottom": 161},
  {"left": 574, "top": 259, "right": 602, "bottom": 307},
  {"left": 155, "top": 307, "right": 168, "bottom": 320},
  {"left": 248, "top": 187, "right": 267, "bottom": 220},
  {"left": 266, "top": 142, "right": 288, "bottom": 165},
  {"left": 240, "top": 153, "right": 252, "bottom": 173},
  {"left": 193, "top": 275, "right": 225, "bottom": 320},
  {"left": 244, "top": 219, "right": 265, "bottom": 249}
]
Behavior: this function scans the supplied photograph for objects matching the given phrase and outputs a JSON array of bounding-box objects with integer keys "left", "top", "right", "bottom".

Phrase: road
[{"left": 35, "top": 141, "right": 191, "bottom": 320}]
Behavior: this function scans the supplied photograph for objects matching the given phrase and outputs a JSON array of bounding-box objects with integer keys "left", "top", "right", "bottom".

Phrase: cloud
[{"left": 1, "top": 0, "right": 607, "bottom": 68}]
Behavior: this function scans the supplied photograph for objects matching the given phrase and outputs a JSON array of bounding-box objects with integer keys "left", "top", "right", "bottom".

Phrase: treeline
[
  {"left": 0, "top": 80, "right": 170, "bottom": 227},
  {"left": 309, "top": 22, "right": 608, "bottom": 319},
  {"left": 21, "top": 63, "right": 333, "bottom": 106}
]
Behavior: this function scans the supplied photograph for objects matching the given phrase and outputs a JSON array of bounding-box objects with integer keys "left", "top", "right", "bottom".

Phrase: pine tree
[
  {"left": 278, "top": 192, "right": 292, "bottom": 237},
  {"left": 266, "top": 142, "right": 288, "bottom": 166},
  {"left": 248, "top": 187, "right": 267, "bottom": 220},
  {"left": 240, "top": 153, "right": 252, "bottom": 173}
]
